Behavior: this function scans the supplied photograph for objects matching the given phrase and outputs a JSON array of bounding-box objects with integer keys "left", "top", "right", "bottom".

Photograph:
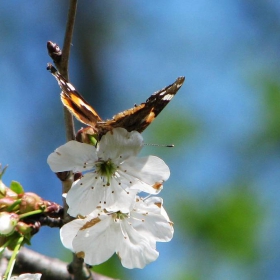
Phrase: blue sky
[{"left": 1, "top": 1, "right": 280, "bottom": 279}]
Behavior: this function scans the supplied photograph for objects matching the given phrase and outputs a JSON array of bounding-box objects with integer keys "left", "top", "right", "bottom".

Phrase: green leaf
[{"left": 10, "top": 181, "right": 24, "bottom": 194}]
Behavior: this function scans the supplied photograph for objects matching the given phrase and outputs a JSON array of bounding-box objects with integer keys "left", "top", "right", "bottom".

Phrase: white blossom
[
  {"left": 48, "top": 128, "right": 170, "bottom": 216},
  {"left": 60, "top": 196, "right": 174, "bottom": 269}
]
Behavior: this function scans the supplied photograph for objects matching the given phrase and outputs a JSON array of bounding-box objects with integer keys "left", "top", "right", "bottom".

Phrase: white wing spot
[
  {"left": 159, "top": 90, "right": 166, "bottom": 96},
  {"left": 67, "top": 83, "right": 76, "bottom": 91},
  {"left": 162, "top": 94, "right": 174, "bottom": 101}
]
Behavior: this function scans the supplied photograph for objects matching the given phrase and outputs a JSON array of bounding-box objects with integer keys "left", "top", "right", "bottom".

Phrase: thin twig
[
  {"left": 60, "top": 0, "right": 78, "bottom": 142},
  {"left": 60, "top": 0, "right": 78, "bottom": 79},
  {"left": 62, "top": 0, "right": 77, "bottom": 141},
  {"left": 57, "top": 0, "right": 78, "bottom": 207}
]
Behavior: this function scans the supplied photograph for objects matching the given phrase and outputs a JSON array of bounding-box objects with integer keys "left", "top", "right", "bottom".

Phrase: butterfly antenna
[{"left": 144, "top": 143, "right": 174, "bottom": 148}]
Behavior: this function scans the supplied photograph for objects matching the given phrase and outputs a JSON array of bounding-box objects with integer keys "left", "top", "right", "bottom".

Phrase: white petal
[
  {"left": 97, "top": 128, "right": 143, "bottom": 163},
  {"left": 130, "top": 198, "right": 174, "bottom": 242},
  {"left": 66, "top": 173, "right": 104, "bottom": 216},
  {"left": 116, "top": 221, "right": 159, "bottom": 269},
  {"left": 119, "top": 156, "right": 170, "bottom": 194},
  {"left": 144, "top": 196, "right": 171, "bottom": 221},
  {"left": 60, "top": 219, "right": 85, "bottom": 251},
  {"left": 103, "top": 179, "right": 137, "bottom": 212},
  {"left": 47, "top": 141, "right": 97, "bottom": 172},
  {"left": 66, "top": 173, "right": 136, "bottom": 216},
  {"left": 72, "top": 215, "right": 118, "bottom": 265},
  {"left": 11, "top": 274, "right": 42, "bottom": 280}
]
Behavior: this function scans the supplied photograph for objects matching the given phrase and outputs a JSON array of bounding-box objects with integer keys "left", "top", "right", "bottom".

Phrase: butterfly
[{"left": 47, "top": 63, "right": 185, "bottom": 136}]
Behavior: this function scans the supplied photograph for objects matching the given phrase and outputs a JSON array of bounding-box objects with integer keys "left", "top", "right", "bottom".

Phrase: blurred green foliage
[
  {"left": 93, "top": 254, "right": 126, "bottom": 280},
  {"left": 186, "top": 187, "right": 261, "bottom": 260},
  {"left": 145, "top": 110, "right": 197, "bottom": 147},
  {"left": 260, "top": 77, "right": 280, "bottom": 144}
]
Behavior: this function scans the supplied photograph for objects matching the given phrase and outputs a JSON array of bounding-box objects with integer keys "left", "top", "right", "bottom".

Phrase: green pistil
[
  {"left": 96, "top": 159, "right": 117, "bottom": 184},
  {"left": 112, "top": 211, "right": 129, "bottom": 220}
]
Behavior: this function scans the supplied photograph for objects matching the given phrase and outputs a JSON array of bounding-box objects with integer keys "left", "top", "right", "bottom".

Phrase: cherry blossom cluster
[
  {"left": 0, "top": 166, "right": 60, "bottom": 279},
  {"left": 0, "top": 171, "right": 60, "bottom": 243},
  {"left": 48, "top": 127, "right": 174, "bottom": 269}
]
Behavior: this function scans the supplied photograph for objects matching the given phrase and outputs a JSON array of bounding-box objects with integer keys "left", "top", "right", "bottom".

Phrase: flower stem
[
  {"left": 0, "top": 239, "right": 12, "bottom": 255},
  {"left": 6, "top": 199, "right": 22, "bottom": 212},
  {"left": 19, "top": 209, "right": 44, "bottom": 219},
  {"left": 3, "top": 235, "right": 24, "bottom": 280}
]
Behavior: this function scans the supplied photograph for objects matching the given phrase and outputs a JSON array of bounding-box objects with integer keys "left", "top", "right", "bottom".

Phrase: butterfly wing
[
  {"left": 47, "top": 63, "right": 102, "bottom": 129},
  {"left": 47, "top": 63, "right": 185, "bottom": 135},
  {"left": 99, "top": 76, "right": 185, "bottom": 133}
]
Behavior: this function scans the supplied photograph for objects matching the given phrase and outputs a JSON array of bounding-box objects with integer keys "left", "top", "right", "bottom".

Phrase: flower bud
[
  {"left": 76, "top": 126, "right": 98, "bottom": 145},
  {"left": 19, "top": 192, "right": 44, "bottom": 213},
  {"left": 5, "top": 187, "right": 19, "bottom": 199},
  {"left": 0, "top": 197, "right": 19, "bottom": 212},
  {"left": 0, "top": 179, "right": 6, "bottom": 197},
  {"left": 16, "top": 221, "right": 33, "bottom": 235},
  {"left": 0, "top": 212, "right": 19, "bottom": 236}
]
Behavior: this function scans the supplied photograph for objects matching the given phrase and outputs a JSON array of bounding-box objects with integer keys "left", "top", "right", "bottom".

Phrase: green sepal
[
  {"left": 0, "top": 165, "right": 8, "bottom": 180},
  {"left": 88, "top": 134, "right": 98, "bottom": 146},
  {"left": 23, "top": 233, "right": 32, "bottom": 245}
]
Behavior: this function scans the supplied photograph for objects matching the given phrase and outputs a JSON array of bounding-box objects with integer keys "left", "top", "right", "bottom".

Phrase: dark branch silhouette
[{"left": 3, "top": 247, "right": 118, "bottom": 280}]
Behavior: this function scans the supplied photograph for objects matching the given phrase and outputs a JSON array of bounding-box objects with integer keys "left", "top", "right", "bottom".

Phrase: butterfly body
[{"left": 47, "top": 63, "right": 185, "bottom": 135}]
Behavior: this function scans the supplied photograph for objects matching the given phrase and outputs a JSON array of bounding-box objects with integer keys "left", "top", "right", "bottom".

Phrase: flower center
[
  {"left": 112, "top": 211, "right": 129, "bottom": 221},
  {"left": 95, "top": 159, "right": 117, "bottom": 184}
]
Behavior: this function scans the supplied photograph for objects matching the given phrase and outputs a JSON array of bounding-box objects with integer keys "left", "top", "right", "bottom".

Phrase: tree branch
[{"left": 2, "top": 247, "right": 119, "bottom": 280}]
